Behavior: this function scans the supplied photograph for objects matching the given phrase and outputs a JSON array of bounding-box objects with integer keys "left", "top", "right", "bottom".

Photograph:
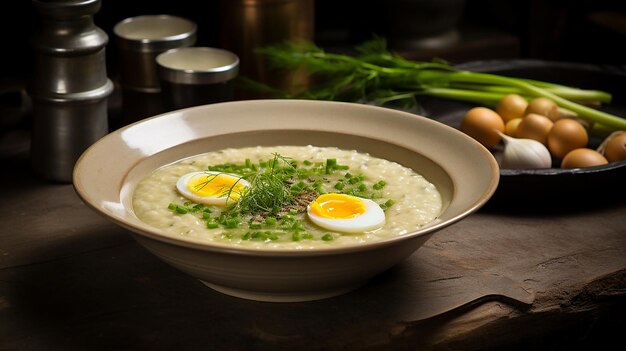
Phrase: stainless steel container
[
  {"left": 113, "top": 15, "right": 197, "bottom": 92},
  {"left": 113, "top": 15, "right": 197, "bottom": 121},
  {"left": 157, "top": 47, "right": 239, "bottom": 110},
  {"left": 28, "top": 0, "right": 113, "bottom": 183}
]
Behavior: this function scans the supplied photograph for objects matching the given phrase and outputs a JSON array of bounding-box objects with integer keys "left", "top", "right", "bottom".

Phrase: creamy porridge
[{"left": 133, "top": 145, "right": 442, "bottom": 249}]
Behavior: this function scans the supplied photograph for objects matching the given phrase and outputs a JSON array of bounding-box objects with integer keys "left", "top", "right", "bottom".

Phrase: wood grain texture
[{"left": 1, "top": 152, "right": 625, "bottom": 350}]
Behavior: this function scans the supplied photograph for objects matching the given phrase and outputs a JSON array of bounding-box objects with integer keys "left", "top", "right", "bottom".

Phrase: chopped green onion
[
  {"left": 224, "top": 218, "right": 240, "bottom": 228},
  {"left": 321, "top": 234, "right": 334, "bottom": 241},
  {"left": 373, "top": 180, "right": 387, "bottom": 190},
  {"left": 380, "top": 199, "right": 395, "bottom": 210}
]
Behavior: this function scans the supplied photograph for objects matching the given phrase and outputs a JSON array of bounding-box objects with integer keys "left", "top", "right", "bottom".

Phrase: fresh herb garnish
[
  {"left": 231, "top": 153, "right": 296, "bottom": 216},
  {"left": 168, "top": 153, "right": 394, "bottom": 242}
]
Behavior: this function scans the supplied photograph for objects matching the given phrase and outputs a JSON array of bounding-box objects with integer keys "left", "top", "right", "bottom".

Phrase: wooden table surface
[{"left": 1, "top": 139, "right": 625, "bottom": 350}]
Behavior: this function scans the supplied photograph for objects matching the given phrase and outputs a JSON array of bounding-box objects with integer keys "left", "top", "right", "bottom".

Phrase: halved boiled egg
[
  {"left": 307, "top": 193, "right": 385, "bottom": 233},
  {"left": 176, "top": 171, "right": 250, "bottom": 206}
]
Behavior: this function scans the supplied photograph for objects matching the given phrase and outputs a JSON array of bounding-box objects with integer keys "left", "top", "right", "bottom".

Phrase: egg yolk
[
  {"left": 309, "top": 193, "right": 366, "bottom": 219},
  {"left": 187, "top": 173, "right": 246, "bottom": 200}
]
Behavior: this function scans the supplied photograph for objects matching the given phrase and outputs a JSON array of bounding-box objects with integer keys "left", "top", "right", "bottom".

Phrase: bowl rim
[{"left": 74, "top": 99, "right": 500, "bottom": 257}]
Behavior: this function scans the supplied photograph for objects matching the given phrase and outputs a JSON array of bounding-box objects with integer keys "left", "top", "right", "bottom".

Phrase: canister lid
[
  {"left": 114, "top": 15, "right": 197, "bottom": 52},
  {"left": 156, "top": 47, "right": 240, "bottom": 85}
]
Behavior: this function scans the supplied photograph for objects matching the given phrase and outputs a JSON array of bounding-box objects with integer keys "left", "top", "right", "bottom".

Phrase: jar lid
[
  {"left": 114, "top": 15, "right": 197, "bottom": 52},
  {"left": 156, "top": 47, "right": 240, "bottom": 84}
]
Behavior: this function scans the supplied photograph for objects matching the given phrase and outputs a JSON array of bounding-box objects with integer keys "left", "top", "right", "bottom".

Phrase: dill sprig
[{"left": 228, "top": 153, "right": 296, "bottom": 216}]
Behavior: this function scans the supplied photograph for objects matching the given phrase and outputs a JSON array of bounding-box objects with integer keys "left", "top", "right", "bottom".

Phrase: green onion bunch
[{"left": 250, "top": 38, "right": 625, "bottom": 134}]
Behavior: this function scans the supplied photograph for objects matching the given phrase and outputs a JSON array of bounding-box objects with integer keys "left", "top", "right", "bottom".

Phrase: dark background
[
  {"left": 0, "top": 3, "right": 624, "bottom": 349},
  {"left": 2, "top": 0, "right": 626, "bottom": 148},
  {"left": 3, "top": 0, "right": 626, "bottom": 89}
]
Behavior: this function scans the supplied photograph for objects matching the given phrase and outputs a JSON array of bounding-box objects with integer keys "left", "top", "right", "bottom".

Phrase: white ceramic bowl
[{"left": 73, "top": 99, "right": 499, "bottom": 302}]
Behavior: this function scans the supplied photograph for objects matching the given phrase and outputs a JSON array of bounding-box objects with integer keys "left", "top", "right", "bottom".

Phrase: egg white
[
  {"left": 307, "top": 194, "right": 385, "bottom": 233},
  {"left": 175, "top": 171, "right": 250, "bottom": 206}
]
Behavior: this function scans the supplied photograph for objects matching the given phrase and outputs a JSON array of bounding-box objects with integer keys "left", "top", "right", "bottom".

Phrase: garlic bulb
[{"left": 497, "top": 131, "right": 552, "bottom": 169}]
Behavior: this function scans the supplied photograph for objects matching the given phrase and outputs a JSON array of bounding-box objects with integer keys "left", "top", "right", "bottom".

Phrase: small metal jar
[
  {"left": 113, "top": 15, "right": 197, "bottom": 93},
  {"left": 157, "top": 47, "right": 239, "bottom": 110},
  {"left": 113, "top": 15, "right": 197, "bottom": 121}
]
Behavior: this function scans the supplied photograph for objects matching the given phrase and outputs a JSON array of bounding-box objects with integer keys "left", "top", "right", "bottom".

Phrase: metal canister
[
  {"left": 113, "top": 15, "right": 197, "bottom": 92},
  {"left": 218, "top": 0, "right": 315, "bottom": 98},
  {"left": 113, "top": 15, "right": 197, "bottom": 120},
  {"left": 157, "top": 47, "right": 239, "bottom": 110},
  {"left": 28, "top": 0, "right": 113, "bottom": 183}
]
